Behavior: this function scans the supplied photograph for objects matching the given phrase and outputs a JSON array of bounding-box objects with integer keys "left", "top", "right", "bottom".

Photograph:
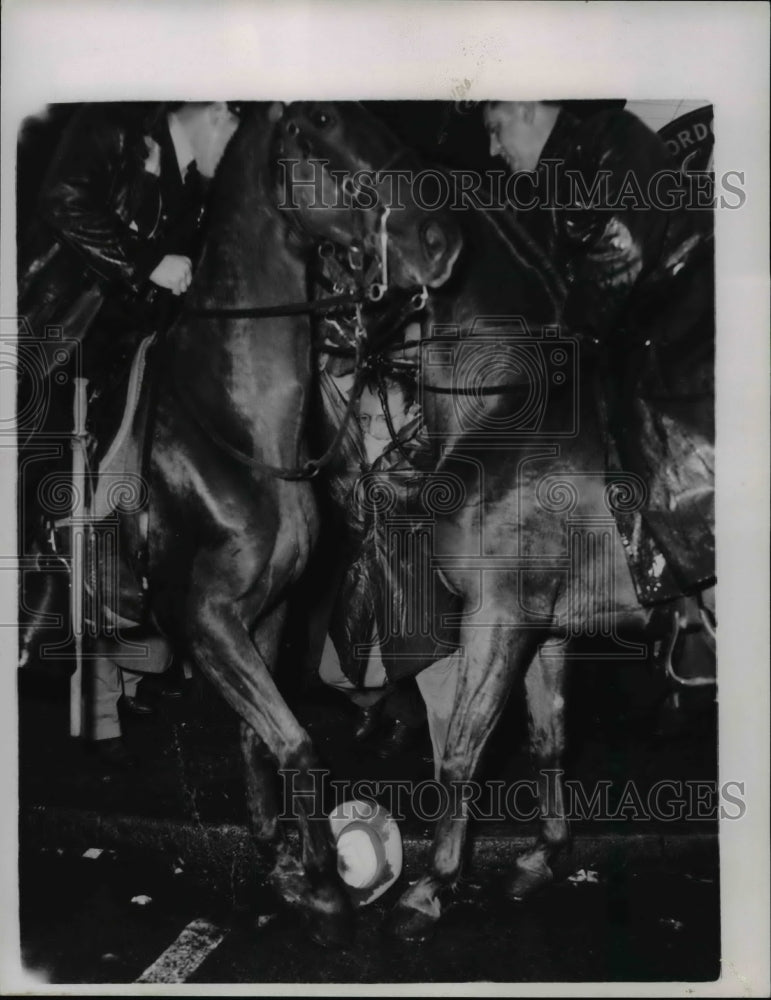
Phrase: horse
[
  {"left": 279, "top": 101, "right": 716, "bottom": 941},
  {"left": 19, "top": 102, "right": 462, "bottom": 947}
]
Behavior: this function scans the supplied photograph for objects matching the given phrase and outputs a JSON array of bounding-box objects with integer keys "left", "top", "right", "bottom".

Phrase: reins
[
  {"left": 171, "top": 319, "right": 370, "bottom": 481},
  {"left": 174, "top": 125, "right": 555, "bottom": 478},
  {"left": 176, "top": 204, "right": 425, "bottom": 480},
  {"left": 174, "top": 191, "right": 378, "bottom": 478},
  {"left": 175, "top": 277, "right": 425, "bottom": 481},
  {"left": 184, "top": 290, "right": 368, "bottom": 322}
]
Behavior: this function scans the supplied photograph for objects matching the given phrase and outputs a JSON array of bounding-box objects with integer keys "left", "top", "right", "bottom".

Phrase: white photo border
[{"left": 1, "top": 0, "right": 768, "bottom": 995}]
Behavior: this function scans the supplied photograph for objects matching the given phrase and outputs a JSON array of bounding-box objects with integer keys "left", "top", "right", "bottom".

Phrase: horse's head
[{"left": 273, "top": 101, "right": 462, "bottom": 291}]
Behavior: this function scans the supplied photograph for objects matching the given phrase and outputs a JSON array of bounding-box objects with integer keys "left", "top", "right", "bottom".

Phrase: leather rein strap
[
  {"left": 177, "top": 194, "right": 419, "bottom": 478},
  {"left": 171, "top": 332, "right": 370, "bottom": 481},
  {"left": 184, "top": 289, "right": 366, "bottom": 322},
  {"left": 176, "top": 284, "right": 424, "bottom": 481}
]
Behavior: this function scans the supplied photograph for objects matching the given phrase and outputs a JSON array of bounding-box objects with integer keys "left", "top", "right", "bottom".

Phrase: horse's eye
[{"left": 311, "top": 110, "right": 332, "bottom": 129}]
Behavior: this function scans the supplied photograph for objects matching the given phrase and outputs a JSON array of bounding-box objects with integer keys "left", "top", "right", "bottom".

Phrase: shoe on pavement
[
  {"left": 156, "top": 661, "right": 188, "bottom": 699},
  {"left": 353, "top": 702, "right": 383, "bottom": 742},
  {"left": 120, "top": 694, "right": 156, "bottom": 717},
  {"left": 158, "top": 681, "right": 185, "bottom": 699}
]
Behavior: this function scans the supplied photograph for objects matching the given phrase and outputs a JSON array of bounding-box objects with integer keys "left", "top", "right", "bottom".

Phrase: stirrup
[
  {"left": 697, "top": 599, "right": 717, "bottom": 640},
  {"left": 658, "top": 604, "right": 716, "bottom": 689}
]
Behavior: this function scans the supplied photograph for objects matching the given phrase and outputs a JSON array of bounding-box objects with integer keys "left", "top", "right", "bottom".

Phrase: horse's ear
[{"left": 268, "top": 102, "right": 285, "bottom": 124}]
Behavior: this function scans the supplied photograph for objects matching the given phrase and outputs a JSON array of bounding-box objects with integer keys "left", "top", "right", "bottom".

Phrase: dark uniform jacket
[
  {"left": 17, "top": 103, "right": 209, "bottom": 561},
  {"left": 523, "top": 107, "right": 715, "bottom": 592},
  {"left": 522, "top": 107, "right": 714, "bottom": 346},
  {"left": 17, "top": 102, "right": 207, "bottom": 391}
]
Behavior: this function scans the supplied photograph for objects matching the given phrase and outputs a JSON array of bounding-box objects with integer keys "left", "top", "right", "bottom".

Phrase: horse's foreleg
[
  {"left": 506, "top": 636, "right": 569, "bottom": 901},
  {"left": 241, "top": 604, "right": 287, "bottom": 852},
  {"left": 241, "top": 721, "right": 281, "bottom": 844},
  {"left": 189, "top": 596, "right": 352, "bottom": 947},
  {"left": 389, "top": 621, "right": 537, "bottom": 941}
]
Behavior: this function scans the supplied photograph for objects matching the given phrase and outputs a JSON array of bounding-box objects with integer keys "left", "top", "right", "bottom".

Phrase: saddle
[
  {"left": 81, "top": 335, "right": 157, "bottom": 630},
  {"left": 90, "top": 334, "right": 155, "bottom": 521}
]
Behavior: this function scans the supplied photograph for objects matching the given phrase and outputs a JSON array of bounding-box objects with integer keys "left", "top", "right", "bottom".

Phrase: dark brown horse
[
  {"left": 281, "top": 101, "right": 715, "bottom": 941},
  {"left": 21, "top": 103, "right": 462, "bottom": 946},
  {"left": 142, "top": 105, "right": 466, "bottom": 945}
]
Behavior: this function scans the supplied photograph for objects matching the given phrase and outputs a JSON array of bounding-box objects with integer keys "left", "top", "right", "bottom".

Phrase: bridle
[{"left": 177, "top": 116, "right": 429, "bottom": 481}]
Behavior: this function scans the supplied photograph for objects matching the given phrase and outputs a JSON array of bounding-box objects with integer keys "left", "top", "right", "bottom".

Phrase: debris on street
[{"left": 566, "top": 868, "right": 600, "bottom": 884}]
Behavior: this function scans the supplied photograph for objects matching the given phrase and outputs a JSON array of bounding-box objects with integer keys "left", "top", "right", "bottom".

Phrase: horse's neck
[
  {"left": 173, "top": 156, "right": 313, "bottom": 464},
  {"left": 418, "top": 206, "right": 567, "bottom": 459},
  {"left": 469, "top": 207, "right": 565, "bottom": 317},
  {"left": 429, "top": 367, "right": 606, "bottom": 497},
  {"left": 481, "top": 206, "right": 564, "bottom": 285}
]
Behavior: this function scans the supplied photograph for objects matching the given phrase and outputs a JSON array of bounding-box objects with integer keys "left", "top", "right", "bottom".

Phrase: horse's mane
[
  {"left": 184, "top": 104, "right": 299, "bottom": 313},
  {"left": 474, "top": 202, "right": 567, "bottom": 308},
  {"left": 207, "top": 104, "right": 276, "bottom": 228},
  {"left": 350, "top": 102, "right": 427, "bottom": 173}
]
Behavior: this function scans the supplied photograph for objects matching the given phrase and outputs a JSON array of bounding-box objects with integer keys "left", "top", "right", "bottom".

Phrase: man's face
[
  {"left": 484, "top": 102, "right": 545, "bottom": 173},
  {"left": 192, "top": 104, "right": 240, "bottom": 178},
  {"left": 358, "top": 385, "right": 411, "bottom": 465}
]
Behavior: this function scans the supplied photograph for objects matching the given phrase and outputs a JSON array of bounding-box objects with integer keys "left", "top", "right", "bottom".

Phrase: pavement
[
  {"left": 19, "top": 837, "right": 719, "bottom": 985},
  {"left": 16, "top": 646, "right": 721, "bottom": 984}
]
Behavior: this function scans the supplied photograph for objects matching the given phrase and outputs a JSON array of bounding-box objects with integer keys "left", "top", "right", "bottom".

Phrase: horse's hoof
[
  {"left": 504, "top": 857, "right": 554, "bottom": 902},
  {"left": 306, "top": 903, "right": 355, "bottom": 950},
  {"left": 269, "top": 857, "right": 354, "bottom": 948},
  {"left": 303, "top": 877, "right": 356, "bottom": 950},
  {"left": 385, "top": 902, "right": 439, "bottom": 942}
]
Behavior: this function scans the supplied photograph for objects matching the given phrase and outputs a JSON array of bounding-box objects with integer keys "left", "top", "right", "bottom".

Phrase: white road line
[{"left": 135, "top": 918, "right": 228, "bottom": 984}]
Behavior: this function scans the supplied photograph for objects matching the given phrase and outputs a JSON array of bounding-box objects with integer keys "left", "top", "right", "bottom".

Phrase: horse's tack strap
[
  {"left": 371, "top": 338, "right": 543, "bottom": 397},
  {"left": 177, "top": 280, "right": 427, "bottom": 479},
  {"left": 170, "top": 339, "right": 370, "bottom": 481},
  {"left": 184, "top": 291, "right": 365, "bottom": 321},
  {"left": 419, "top": 380, "right": 537, "bottom": 396}
]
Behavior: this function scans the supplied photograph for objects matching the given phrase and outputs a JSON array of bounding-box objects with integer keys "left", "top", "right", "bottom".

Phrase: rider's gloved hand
[{"left": 149, "top": 254, "right": 193, "bottom": 296}]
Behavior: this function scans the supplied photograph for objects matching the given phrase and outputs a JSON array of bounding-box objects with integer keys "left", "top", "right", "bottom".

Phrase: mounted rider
[
  {"left": 19, "top": 100, "right": 243, "bottom": 537},
  {"left": 17, "top": 101, "right": 241, "bottom": 765},
  {"left": 18, "top": 101, "right": 241, "bottom": 425},
  {"left": 484, "top": 100, "right": 715, "bottom": 599}
]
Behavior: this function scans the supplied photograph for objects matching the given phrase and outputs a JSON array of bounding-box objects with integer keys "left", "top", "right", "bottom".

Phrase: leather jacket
[
  {"left": 520, "top": 108, "right": 715, "bottom": 590},
  {"left": 520, "top": 107, "right": 714, "bottom": 355},
  {"left": 17, "top": 102, "right": 207, "bottom": 383}
]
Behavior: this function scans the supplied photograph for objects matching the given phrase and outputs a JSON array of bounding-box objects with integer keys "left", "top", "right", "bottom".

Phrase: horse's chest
[{"left": 271, "top": 481, "right": 319, "bottom": 580}]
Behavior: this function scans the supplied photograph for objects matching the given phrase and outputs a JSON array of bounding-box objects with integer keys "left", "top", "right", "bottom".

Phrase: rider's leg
[{"left": 85, "top": 653, "right": 122, "bottom": 742}]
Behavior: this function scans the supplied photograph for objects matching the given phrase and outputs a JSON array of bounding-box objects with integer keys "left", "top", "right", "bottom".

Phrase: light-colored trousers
[
  {"left": 83, "top": 633, "right": 172, "bottom": 741},
  {"left": 319, "top": 632, "right": 462, "bottom": 774}
]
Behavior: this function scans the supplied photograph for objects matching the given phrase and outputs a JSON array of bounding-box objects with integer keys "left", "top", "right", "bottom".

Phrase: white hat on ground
[{"left": 328, "top": 799, "right": 403, "bottom": 906}]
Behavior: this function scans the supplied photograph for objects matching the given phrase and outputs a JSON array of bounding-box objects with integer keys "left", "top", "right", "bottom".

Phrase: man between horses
[
  {"left": 484, "top": 100, "right": 715, "bottom": 614},
  {"left": 317, "top": 376, "right": 429, "bottom": 757},
  {"left": 18, "top": 101, "right": 240, "bottom": 766}
]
